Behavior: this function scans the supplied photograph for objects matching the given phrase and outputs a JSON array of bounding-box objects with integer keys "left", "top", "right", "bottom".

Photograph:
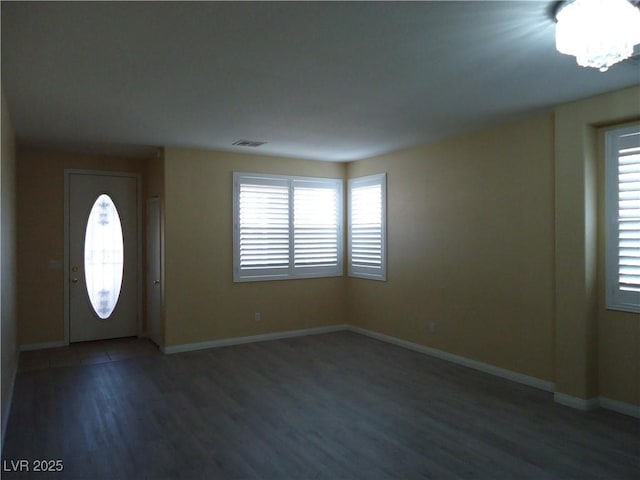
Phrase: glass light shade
[{"left": 556, "top": 0, "right": 640, "bottom": 72}]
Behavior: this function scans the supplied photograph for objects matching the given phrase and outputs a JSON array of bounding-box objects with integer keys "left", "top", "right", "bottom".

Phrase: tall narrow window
[
  {"left": 348, "top": 173, "right": 387, "bottom": 281},
  {"left": 293, "top": 180, "right": 340, "bottom": 273},
  {"left": 84, "top": 194, "right": 124, "bottom": 319},
  {"left": 233, "top": 173, "right": 342, "bottom": 281},
  {"left": 605, "top": 125, "right": 640, "bottom": 313},
  {"left": 237, "top": 178, "right": 290, "bottom": 275}
]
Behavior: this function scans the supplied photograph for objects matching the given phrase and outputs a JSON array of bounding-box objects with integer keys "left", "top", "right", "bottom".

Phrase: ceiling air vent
[{"left": 232, "top": 140, "right": 267, "bottom": 147}]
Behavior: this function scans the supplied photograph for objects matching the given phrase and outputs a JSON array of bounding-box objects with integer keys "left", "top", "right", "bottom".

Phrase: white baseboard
[
  {"left": 161, "top": 324, "right": 349, "bottom": 354},
  {"left": 553, "top": 392, "right": 600, "bottom": 411},
  {"left": 348, "top": 325, "right": 556, "bottom": 392},
  {"left": 164, "top": 324, "right": 556, "bottom": 393},
  {"left": 598, "top": 397, "right": 640, "bottom": 419},
  {"left": 19, "top": 340, "right": 68, "bottom": 352},
  {"left": 354, "top": 326, "right": 640, "bottom": 418},
  {"left": 553, "top": 393, "right": 640, "bottom": 418},
  {"left": 25, "top": 325, "right": 635, "bottom": 418},
  {"left": 1, "top": 353, "right": 19, "bottom": 455}
]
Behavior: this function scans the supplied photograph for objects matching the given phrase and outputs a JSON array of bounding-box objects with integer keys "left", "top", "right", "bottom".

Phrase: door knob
[{"left": 153, "top": 280, "right": 160, "bottom": 285}]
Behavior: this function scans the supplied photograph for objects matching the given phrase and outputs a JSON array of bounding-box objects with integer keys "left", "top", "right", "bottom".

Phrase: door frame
[
  {"left": 146, "top": 195, "right": 163, "bottom": 347},
  {"left": 63, "top": 169, "right": 142, "bottom": 344}
]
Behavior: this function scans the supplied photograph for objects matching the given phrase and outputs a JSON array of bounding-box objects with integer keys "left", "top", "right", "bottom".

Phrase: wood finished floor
[
  {"left": 2, "top": 331, "right": 638, "bottom": 479},
  {"left": 18, "top": 337, "right": 160, "bottom": 372}
]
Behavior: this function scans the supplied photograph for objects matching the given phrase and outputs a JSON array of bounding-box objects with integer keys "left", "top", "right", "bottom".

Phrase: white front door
[{"left": 68, "top": 172, "right": 139, "bottom": 342}]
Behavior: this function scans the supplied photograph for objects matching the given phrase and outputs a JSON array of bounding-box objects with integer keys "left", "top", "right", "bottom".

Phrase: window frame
[
  {"left": 348, "top": 172, "right": 387, "bottom": 281},
  {"left": 233, "top": 172, "right": 343, "bottom": 282},
  {"left": 604, "top": 124, "right": 640, "bottom": 313}
]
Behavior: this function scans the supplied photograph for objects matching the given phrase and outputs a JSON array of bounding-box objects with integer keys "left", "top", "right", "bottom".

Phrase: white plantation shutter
[
  {"left": 233, "top": 173, "right": 342, "bottom": 281},
  {"left": 605, "top": 125, "right": 640, "bottom": 313},
  {"left": 618, "top": 145, "right": 640, "bottom": 292},
  {"left": 348, "top": 173, "right": 386, "bottom": 280},
  {"left": 293, "top": 181, "right": 341, "bottom": 272},
  {"left": 238, "top": 179, "right": 290, "bottom": 273}
]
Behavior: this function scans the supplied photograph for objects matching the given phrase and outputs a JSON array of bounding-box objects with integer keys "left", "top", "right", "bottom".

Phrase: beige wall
[
  {"left": 1, "top": 88, "right": 18, "bottom": 447},
  {"left": 163, "top": 147, "right": 347, "bottom": 346},
  {"left": 345, "top": 87, "right": 640, "bottom": 408},
  {"left": 346, "top": 114, "right": 556, "bottom": 382},
  {"left": 554, "top": 85, "right": 640, "bottom": 404},
  {"left": 16, "top": 150, "right": 147, "bottom": 345}
]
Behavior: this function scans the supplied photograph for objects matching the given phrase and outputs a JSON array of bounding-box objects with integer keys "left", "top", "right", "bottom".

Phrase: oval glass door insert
[{"left": 84, "top": 194, "right": 124, "bottom": 319}]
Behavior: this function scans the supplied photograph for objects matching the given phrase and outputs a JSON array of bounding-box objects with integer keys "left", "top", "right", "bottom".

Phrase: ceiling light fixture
[{"left": 555, "top": 0, "right": 640, "bottom": 72}]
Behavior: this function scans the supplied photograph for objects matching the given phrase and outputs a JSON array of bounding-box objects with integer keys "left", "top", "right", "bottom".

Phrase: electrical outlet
[
  {"left": 428, "top": 321, "right": 437, "bottom": 333},
  {"left": 254, "top": 312, "right": 261, "bottom": 321}
]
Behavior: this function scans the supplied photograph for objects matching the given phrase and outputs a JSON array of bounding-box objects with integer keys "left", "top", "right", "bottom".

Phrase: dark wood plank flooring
[{"left": 2, "top": 331, "right": 639, "bottom": 479}]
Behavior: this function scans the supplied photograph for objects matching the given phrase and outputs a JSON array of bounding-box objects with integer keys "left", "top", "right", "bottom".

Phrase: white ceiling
[{"left": 2, "top": 1, "right": 639, "bottom": 161}]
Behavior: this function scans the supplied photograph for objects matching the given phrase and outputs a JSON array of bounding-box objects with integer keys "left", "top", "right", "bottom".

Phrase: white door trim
[{"left": 64, "top": 169, "right": 142, "bottom": 344}]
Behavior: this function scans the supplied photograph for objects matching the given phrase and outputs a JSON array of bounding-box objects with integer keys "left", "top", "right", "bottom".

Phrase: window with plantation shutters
[
  {"left": 348, "top": 173, "right": 387, "bottom": 280},
  {"left": 233, "top": 173, "right": 342, "bottom": 281},
  {"left": 293, "top": 180, "right": 340, "bottom": 272},
  {"left": 605, "top": 125, "right": 640, "bottom": 313}
]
